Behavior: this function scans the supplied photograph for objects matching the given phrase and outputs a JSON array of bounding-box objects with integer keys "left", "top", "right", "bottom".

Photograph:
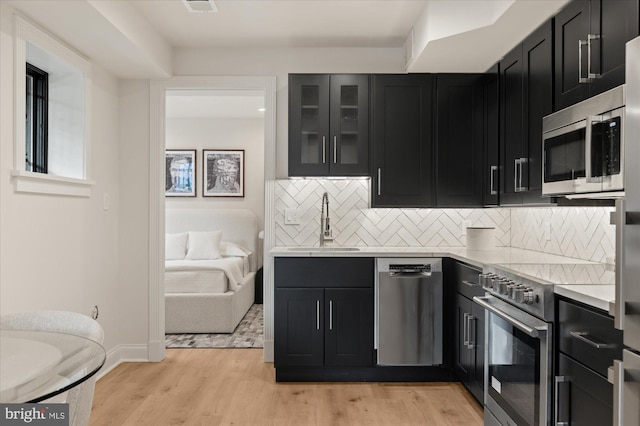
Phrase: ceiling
[{"left": 7, "top": 0, "right": 570, "bottom": 78}]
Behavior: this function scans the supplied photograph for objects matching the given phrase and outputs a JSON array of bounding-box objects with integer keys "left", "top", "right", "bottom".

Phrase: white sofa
[{"left": 165, "top": 209, "right": 259, "bottom": 333}]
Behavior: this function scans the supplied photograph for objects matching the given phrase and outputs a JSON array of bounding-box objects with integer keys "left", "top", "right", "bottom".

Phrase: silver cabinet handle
[
  {"left": 518, "top": 158, "right": 527, "bottom": 191},
  {"left": 463, "top": 312, "right": 470, "bottom": 348},
  {"left": 588, "top": 34, "right": 601, "bottom": 79},
  {"left": 570, "top": 331, "right": 612, "bottom": 349},
  {"left": 555, "top": 376, "right": 569, "bottom": 426},
  {"left": 377, "top": 168, "right": 382, "bottom": 196},
  {"left": 514, "top": 159, "right": 520, "bottom": 192},
  {"left": 579, "top": 39, "right": 589, "bottom": 83},
  {"left": 461, "top": 280, "right": 477, "bottom": 288},
  {"left": 611, "top": 360, "right": 623, "bottom": 426},
  {"left": 316, "top": 300, "right": 320, "bottom": 330},
  {"left": 468, "top": 315, "right": 476, "bottom": 349},
  {"left": 490, "top": 165, "right": 498, "bottom": 195},
  {"left": 329, "top": 300, "right": 333, "bottom": 330},
  {"left": 322, "top": 136, "right": 326, "bottom": 164},
  {"left": 333, "top": 136, "right": 337, "bottom": 164}
]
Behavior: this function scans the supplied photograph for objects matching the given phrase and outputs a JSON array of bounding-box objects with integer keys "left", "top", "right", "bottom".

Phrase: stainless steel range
[{"left": 474, "top": 264, "right": 555, "bottom": 426}]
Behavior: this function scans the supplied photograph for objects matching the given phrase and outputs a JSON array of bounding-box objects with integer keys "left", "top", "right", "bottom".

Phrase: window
[
  {"left": 25, "top": 63, "right": 48, "bottom": 174},
  {"left": 13, "top": 15, "right": 94, "bottom": 196}
]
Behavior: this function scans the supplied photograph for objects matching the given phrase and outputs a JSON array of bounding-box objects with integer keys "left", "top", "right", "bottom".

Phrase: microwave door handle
[{"left": 586, "top": 115, "right": 603, "bottom": 183}]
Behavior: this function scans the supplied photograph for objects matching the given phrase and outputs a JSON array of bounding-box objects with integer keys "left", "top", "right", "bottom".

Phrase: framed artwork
[
  {"left": 165, "top": 150, "right": 196, "bottom": 197},
  {"left": 203, "top": 149, "right": 245, "bottom": 197}
]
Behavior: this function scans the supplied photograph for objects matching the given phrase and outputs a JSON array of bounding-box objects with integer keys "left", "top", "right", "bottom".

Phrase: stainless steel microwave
[{"left": 542, "top": 85, "right": 625, "bottom": 197}]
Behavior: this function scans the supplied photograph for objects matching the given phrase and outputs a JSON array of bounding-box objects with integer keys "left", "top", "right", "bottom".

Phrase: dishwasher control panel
[{"left": 376, "top": 258, "right": 442, "bottom": 273}]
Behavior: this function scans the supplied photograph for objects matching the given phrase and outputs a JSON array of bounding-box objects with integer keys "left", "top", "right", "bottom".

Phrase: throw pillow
[
  {"left": 165, "top": 233, "right": 188, "bottom": 260},
  {"left": 186, "top": 231, "right": 223, "bottom": 260}
]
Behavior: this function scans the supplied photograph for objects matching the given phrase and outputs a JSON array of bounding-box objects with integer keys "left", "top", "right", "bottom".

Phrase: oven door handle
[{"left": 473, "top": 296, "right": 543, "bottom": 338}]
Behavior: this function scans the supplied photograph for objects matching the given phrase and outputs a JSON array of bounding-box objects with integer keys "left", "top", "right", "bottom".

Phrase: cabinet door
[
  {"left": 500, "top": 44, "right": 524, "bottom": 205},
  {"left": 435, "top": 74, "right": 485, "bottom": 207},
  {"left": 589, "top": 0, "right": 639, "bottom": 96},
  {"left": 372, "top": 74, "right": 434, "bottom": 207},
  {"left": 554, "top": 0, "right": 591, "bottom": 110},
  {"left": 324, "top": 288, "right": 374, "bottom": 367},
  {"left": 556, "top": 353, "right": 614, "bottom": 426},
  {"left": 484, "top": 66, "right": 500, "bottom": 206},
  {"left": 522, "top": 20, "right": 553, "bottom": 205},
  {"left": 329, "top": 75, "right": 370, "bottom": 176},
  {"left": 288, "top": 74, "right": 330, "bottom": 176},
  {"left": 275, "top": 288, "right": 324, "bottom": 367},
  {"left": 454, "top": 294, "right": 473, "bottom": 383},
  {"left": 471, "top": 300, "right": 486, "bottom": 403}
]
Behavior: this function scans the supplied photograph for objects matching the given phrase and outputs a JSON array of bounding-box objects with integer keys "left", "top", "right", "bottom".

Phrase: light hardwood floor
[{"left": 91, "top": 349, "right": 483, "bottom": 426}]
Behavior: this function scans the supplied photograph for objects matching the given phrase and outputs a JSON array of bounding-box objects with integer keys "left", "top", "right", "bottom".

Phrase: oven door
[{"left": 474, "top": 296, "right": 552, "bottom": 426}]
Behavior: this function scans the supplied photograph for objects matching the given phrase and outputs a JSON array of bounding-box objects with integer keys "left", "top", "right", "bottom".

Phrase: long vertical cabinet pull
[
  {"left": 554, "top": 376, "right": 569, "bottom": 426},
  {"left": 490, "top": 166, "right": 498, "bottom": 195},
  {"left": 519, "top": 158, "right": 526, "bottom": 192},
  {"left": 514, "top": 159, "right": 521, "bottom": 193},
  {"left": 463, "top": 312, "right": 470, "bottom": 348},
  {"left": 329, "top": 300, "right": 333, "bottom": 330},
  {"left": 377, "top": 168, "right": 382, "bottom": 196},
  {"left": 579, "top": 39, "right": 589, "bottom": 83},
  {"left": 316, "top": 300, "right": 320, "bottom": 330},
  {"left": 588, "top": 34, "right": 601, "bottom": 80},
  {"left": 610, "top": 360, "right": 623, "bottom": 426},
  {"left": 333, "top": 136, "right": 337, "bottom": 164},
  {"left": 468, "top": 315, "right": 476, "bottom": 349},
  {"left": 322, "top": 137, "right": 326, "bottom": 164}
]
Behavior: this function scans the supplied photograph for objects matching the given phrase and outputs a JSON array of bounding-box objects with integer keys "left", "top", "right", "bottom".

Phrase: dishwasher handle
[{"left": 389, "top": 271, "right": 432, "bottom": 278}]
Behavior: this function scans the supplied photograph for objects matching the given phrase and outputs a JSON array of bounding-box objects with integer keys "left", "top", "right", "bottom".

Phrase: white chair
[{"left": 0, "top": 311, "right": 104, "bottom": 426}]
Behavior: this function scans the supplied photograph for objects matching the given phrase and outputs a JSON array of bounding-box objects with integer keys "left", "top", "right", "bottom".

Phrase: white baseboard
[
  {"left": 95, "top": 344, "right": 150, "bottom": 381},
  {"left": 263, "top": 339, "right": 274, "bottom": 363}
]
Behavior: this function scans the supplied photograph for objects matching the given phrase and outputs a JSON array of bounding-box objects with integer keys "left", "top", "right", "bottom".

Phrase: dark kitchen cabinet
[
  {"left": 554, "top": 297, "right": 624, "bottom": 425},
  {"left": 500, "top": 20, "right": 553, "bottom": 206},
  {"left": 371, "top": 74, "right": 434, "bottom": 207},
  {"left": 452, "top": 262, "right": 485, "bottom": 404},
  {"left": 483, "top": 65, "right": 500, "bottom": 206},
  {"left": 274, "top": 257, "right": 374, "bottom": 376},
  {"left": 554, "top": 0, "right": 639, "bottom": 110},
  {"left": 435, "top": 74, "right": 485, "bottom": 207},
  {"left": 288, "top": 74, "right": 369, "bottom": 176}
]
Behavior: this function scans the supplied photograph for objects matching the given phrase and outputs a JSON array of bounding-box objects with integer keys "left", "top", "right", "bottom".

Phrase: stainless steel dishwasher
[{"left": 376, "top": 258, "right": 443, "bottom": 366}]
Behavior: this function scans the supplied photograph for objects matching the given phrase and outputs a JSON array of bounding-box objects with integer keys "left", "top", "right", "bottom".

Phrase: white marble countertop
[{"left": 270, "top": 245, "right": 614, "bottom": 310}]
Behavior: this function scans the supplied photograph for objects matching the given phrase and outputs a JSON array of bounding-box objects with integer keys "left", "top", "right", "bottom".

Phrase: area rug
[{"left": 165, "top": 304, "right": 263, "bottom": 348}]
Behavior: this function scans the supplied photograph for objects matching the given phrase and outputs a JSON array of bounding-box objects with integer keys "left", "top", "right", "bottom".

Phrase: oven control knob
[
  {"left": 480, "top": 273, "right": 495, "bottom": 289},
  {"left": 515, "top": 288, "right": 535, "bottom": 304},
  {"left": 491, "top": 277, "right": 504, "bottom": 291},
  {"left": 500, "top": 280, "right": 514, "bottom": 295},
  {"left": 507, "top": 283, "right": 522, "bottom": 299}
]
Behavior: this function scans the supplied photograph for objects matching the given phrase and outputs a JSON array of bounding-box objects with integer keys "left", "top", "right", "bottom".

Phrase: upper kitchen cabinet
[
  {"left": 435, "top": 74, "right": 485, "bottom": 207},
  {"left": 500, "top": 20, "right": 554, "bottom": 206},
  {"left": 371, "top": 74, "right": 434, "bottom": 207},
  {"left": 483, "top": 66, "right": 500, "bottom": 206},
  {"left": 554, "top": 0, "right": 639, "bottom": 110},
  {"left": 288, "top": 74, "right": 370, "bottom": 177}
]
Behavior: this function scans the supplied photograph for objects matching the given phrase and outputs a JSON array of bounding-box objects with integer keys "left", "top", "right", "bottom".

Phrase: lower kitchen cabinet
[
  {"left": 555, "top": 297, "right": 624, "bottom": 425},
  {"left": 275, "top": 287, "right": 373, "bottom": 368},
  {"left": 452, "top": 262, "right": 485, "bottom": 404},
  {"left": 274, "top": 257, "right": 375, "bottom": 379}
]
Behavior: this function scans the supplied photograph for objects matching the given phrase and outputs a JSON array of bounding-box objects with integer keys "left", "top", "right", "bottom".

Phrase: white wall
[
  {"left": 174, "top": 47, "right": 405, "bottom": 178},
  {"left": 166, "top": 116, "right": 265, "bottom": 227},
  {"left": 0, "top": 3, "right": 122, "bottom": 353}
]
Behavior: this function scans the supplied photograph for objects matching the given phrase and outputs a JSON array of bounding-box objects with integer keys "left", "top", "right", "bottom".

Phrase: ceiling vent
[{"left": 182, "top": 0, "right": 218, "bottom": 13}]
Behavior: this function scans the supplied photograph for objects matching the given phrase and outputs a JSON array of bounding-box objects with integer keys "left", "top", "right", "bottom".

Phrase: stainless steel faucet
[{"left": 320, "top": 192, "right": 333, "bottom": 247}]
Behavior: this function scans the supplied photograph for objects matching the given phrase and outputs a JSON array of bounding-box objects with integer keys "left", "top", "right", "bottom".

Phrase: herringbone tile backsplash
[{"left": 274, "top": 179, "right": 615, "bottom": 263}]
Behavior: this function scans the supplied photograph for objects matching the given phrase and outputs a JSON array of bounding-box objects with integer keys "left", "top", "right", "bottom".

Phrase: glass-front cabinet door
[{"left": 289, "top": 74, "right": 369, "bottom": 177}]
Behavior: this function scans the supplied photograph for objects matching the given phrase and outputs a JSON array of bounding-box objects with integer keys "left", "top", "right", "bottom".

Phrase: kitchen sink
[{"left": 286, "top": 247, "right": 361, "bottom": 252}]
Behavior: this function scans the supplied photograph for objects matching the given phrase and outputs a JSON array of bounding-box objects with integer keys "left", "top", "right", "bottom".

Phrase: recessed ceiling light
[
  {"left": 182, "top": 0, "right": 218, "bottom": 13},
  {"left": 258, "top": 108, "right": 266, "bottom": 112}
]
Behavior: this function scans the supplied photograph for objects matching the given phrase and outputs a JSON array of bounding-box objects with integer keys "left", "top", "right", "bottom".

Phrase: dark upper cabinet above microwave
[
  {"left": 554, "top": 0, "right": 639, "bottom": 111},
  {"left": 500, "top": 20, "right": 554, "bottom": 206},
  {"left": 371, "top": 74, "right": 434, "bottom": 207},
  {"left": 288, "top": 74, "right": 370, "bottom": 177}
]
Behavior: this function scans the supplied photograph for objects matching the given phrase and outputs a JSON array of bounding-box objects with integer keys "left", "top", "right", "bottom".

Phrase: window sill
[{"left": 11, "top": 170, "right": 95, "bottom": 197}]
